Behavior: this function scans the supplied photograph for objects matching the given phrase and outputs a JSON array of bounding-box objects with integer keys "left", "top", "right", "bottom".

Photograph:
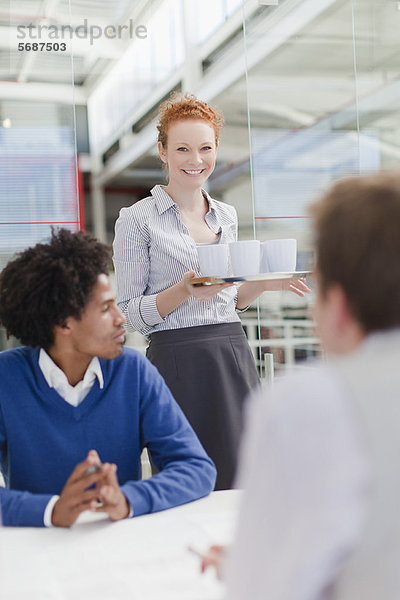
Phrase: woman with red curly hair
[{"left": 113, "top": 93, "right": 309, "bottom": 489}]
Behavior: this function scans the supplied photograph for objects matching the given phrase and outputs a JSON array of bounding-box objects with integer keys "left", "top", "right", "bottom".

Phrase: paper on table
[
  {"left": 0, "top": 529, "right": 64, "bottom": 600},
  {"left": 0, "top": 513, "right": 229, "bottom": 600},
  {"left": 0, "top": 491, "right": 240, "bottom": 600},
  {"left": 58, "top": 516, "right": 225, "bottom": 600}
]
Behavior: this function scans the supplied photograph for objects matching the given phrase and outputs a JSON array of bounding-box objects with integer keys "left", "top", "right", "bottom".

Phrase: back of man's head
[
  {"left": 312, "top": 171, "right": 400, "bottom": 333},
  {"left": 0, "top": 228, "right": 111, "bottom": 350}
]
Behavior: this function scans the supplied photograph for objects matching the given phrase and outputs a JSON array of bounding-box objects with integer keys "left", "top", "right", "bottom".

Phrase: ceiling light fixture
[{"left": 2, "top": 118, "right": 11, "bottom": 128}]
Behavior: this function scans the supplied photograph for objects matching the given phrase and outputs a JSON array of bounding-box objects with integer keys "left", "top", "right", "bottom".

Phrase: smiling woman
[
  {"left": 113, "top": 94, "right": 280, "bottom": 489},
  {"left": 112, "top": 93, "right": 261, "bottom": 490},
  {"left": 158, "top": 119, "right": 217, "bottom": 197}
]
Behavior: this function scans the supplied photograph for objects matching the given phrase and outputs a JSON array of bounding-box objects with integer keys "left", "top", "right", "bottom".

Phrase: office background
[{"left": 0, "top": 0, "right": 397, "bottom": 372}]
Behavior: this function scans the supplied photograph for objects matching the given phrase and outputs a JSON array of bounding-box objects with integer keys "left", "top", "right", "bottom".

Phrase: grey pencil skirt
[{"left": 146, "top": 322, "right": 260, "bottom": 490}]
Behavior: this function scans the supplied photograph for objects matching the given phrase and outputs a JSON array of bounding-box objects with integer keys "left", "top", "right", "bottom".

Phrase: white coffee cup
[
  {"left": 197, "top": 243, "right": 229, "bottom": 277},
  {"left": 228, "top": 240, "right": 260, "bottom": 277},
  {"left": 259, "top": 243, "right": 270, "bottom": 273},
  {"left": 261, "top": 239, "right": 297, "bottom": 273}
]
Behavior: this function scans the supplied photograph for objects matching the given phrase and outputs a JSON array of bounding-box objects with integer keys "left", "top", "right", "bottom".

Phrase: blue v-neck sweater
[{"left": 0, "top": 346, "right": 216, "bottom": 526}]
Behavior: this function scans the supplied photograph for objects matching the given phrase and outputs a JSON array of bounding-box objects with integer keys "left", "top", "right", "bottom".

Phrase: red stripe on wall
[{"left": 0, "top": 221, "right": 81, "bottom": 225}]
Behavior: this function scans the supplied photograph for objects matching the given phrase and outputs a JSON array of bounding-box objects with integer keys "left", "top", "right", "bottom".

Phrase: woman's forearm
[
  {"left": 156, "top": 280, "right": 192, "bottom": 318},
  {"left": 236, "top": 281, "right": 265, "bottom": 310},
  {"left": 237, "top": 277, "right": 311, "bottom": 309}
]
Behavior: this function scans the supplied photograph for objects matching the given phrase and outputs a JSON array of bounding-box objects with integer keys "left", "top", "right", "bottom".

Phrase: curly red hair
[{"left": 157, "top": 92, "right": 224, "bottom": 147}]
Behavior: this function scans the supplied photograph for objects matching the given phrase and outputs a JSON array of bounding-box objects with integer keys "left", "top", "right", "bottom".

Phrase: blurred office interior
[{"left": 0, "top": 0, "right": 398, "bottom": 375}]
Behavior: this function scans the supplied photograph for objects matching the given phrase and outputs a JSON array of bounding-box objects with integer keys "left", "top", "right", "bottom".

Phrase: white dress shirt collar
[
  {"left": 38, "top": 348, "right": 104, "bottom": 407},
  {"left": 151, "top": 185, "right": 176, "bottom": 215},
  {"left": 151, "top": 184, "right": 218, "bottom": 215}
]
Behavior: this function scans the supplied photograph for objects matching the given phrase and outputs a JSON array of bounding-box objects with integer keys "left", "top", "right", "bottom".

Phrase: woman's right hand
[{"left": 183, "top": 271, "right": 234, "bottom": 301}]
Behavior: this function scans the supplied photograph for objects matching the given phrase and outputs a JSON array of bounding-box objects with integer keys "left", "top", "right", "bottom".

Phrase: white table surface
[{"left": 0, "top": 490, "right": 241, "bottom": 600}]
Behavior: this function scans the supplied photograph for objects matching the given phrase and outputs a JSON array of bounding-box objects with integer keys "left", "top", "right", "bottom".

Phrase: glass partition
[
  {"left": 2, "top": 0, "right": 399, "bottom": 362},
  {"left": 241, "top": 0, "right": 399, "bottom": 377},
  {"left": 352, "top": 0, "right": 400, "bottom": 172},
  {"left": 0, "top": 0, "right": 80, "bottom": 348},
  {"left": 88, "top": 0, "right": 185, "bottom": 154},
  {"left": 194, "top": 0, "right": 243, "bottom": 43}
]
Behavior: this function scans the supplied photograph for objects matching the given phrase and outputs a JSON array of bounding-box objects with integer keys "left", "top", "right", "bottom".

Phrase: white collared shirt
[
  {"left": 39, "top": 348, "right": 104, "bottom": 406},
  {"left": 113, "top": 184, "right": 241, "bottom": 335},
  {"left": 38, "top": 349, "right": 104, "bottom": 526},
  {"left": 224, "top": 361, "right": 370, "bottom": 600},
  {"left": 226, "top": 333, "right": 400, "bottom": 598}
]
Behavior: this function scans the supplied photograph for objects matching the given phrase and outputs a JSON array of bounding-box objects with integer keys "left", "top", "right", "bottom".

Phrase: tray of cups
[
  {"left": 190, "top": 271, "right": 312, "bottom": 286},
  {"left": 191, "top": 238, "right": 312, "bottom": 286}
]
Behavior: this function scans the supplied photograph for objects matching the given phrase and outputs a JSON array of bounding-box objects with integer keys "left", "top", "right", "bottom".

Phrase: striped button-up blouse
[{"left": 113, "top": 184, "right": 241, "bottom": 336}]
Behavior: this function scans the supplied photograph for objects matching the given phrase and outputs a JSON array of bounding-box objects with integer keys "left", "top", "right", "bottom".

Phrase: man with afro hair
[{"left": 0, "top": 228, "right": 216, "bottom": 527}]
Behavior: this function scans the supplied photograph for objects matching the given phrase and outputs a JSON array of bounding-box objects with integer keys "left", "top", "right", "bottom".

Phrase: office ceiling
[
  {"left": 1, "top": 0, "right": 400, "bottom": 193},
  {"left": 0, "top": 0, "right": 148, "bottom": 87}
]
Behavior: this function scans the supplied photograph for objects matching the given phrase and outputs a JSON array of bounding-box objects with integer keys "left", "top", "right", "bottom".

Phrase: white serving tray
[{"left": 190, "top": 270, "right": 312, "bottom": 286}]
